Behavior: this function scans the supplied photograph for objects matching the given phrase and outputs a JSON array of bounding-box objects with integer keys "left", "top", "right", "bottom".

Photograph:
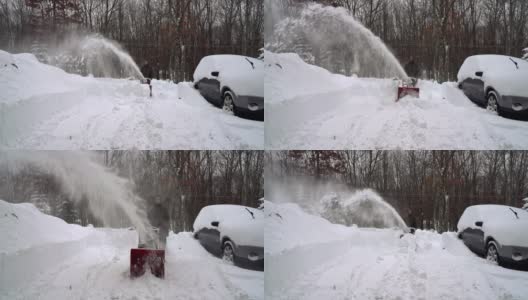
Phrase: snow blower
[
  {"left": 130, "top": 247, "right": 165, "bottom": 278},
  {"left": 396, "top": 78, "right": 419, "bottom": 102}
]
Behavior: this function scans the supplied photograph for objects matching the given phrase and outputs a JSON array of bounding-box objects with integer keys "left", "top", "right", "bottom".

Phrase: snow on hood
[
  {"left": 0, "top": 199, "right": 92, "bottom": 255},
  {"left": 193, "top": 204, "right": 263, "bottom": 248},
  {"left": 193, "top": 55, "right": 263, "bottom": 98},
  {"left": 457, "top": 55, "right": 528, "bottom": 97},
  {"left": 457, "top": 204, "right": 528, "bottom": 247}
]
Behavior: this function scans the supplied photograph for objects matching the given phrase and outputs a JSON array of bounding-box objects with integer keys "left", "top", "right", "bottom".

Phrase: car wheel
[
  {"left": 222, "top": 91, "right": 236, "bottom": 115},
  {"left": 486, "top": 91, "right": 501, "bottom": 116},
  {"left": 486, "top": 241, "right": 500, "bottom": 266},
  {"left": 222, "top": 241, "right": 235, "bottom": 265}
]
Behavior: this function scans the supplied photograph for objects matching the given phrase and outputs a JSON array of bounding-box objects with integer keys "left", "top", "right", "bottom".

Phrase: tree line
[
  {"left": 0, "top": 150, "right": 264, "bottom": 232},
  {"left": 268, "top": 151, "right": 528, "bottom": 232},
  {"left": 0, "top": 0, "right": 263, "bottom": 82},
  {"left": 268, "top": 0, "right": 528, "bottom": 81}
]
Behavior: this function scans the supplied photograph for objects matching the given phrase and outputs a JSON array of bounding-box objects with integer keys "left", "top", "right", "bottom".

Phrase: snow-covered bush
[{"left": 522, "top": 48, "right": 528, "bottom": 61}]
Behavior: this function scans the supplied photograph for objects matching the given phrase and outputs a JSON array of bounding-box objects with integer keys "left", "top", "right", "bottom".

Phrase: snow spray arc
[
  {"left": 320, "top": 189, "right": 407, "bottom": 229},
  {"left": 80, "top": 35, "right": 145, "bottom": 80},
  {"left": 266, "top": 2, "right": 407, "bottom": 79},
  {"left": 0, "top": 151, "right": 155, "bottom": 244}
]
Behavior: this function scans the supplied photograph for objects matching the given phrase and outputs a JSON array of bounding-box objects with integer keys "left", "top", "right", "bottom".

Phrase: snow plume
[
  {"left": 265, "top": 2, "right": 407, "bottom": 79},
  {"left": 0, "top": 151, "right": 154, "bottom": 245},
  {"left": 265, "top": 175, "right": 407, "bottom": 229},
  {"left": 320, "top": 189, "right": 407, "bottom": 230},
  {"left": 30, "top": 32, "right": 144, "bottom": 79}
]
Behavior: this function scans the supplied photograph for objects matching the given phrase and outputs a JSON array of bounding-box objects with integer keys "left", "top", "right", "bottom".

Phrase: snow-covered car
[
  {"left": 457, "top": 205, "right": 528, "bottom": 269},
  {"left": 193, "top": 204, "right": 264, "bottom": 270},
  {"left": 193, "top": 55, "right": 264, "bottom": 120},
  {"left": 457, "top": 55, "right": 528, "bottom": 116}
]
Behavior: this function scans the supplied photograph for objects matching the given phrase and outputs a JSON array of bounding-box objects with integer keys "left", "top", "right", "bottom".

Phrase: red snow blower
[
  {"left": 130, "top": 248, "right": 165, "bottom": 278},
  {"left": 396, "top": 78, "right": 419, "bottom": 102}
]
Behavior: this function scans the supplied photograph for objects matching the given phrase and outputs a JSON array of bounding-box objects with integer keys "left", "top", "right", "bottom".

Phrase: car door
[
  {"left": 464, "top": 78, "right": 485, "bottom": 104},
  {"left": 198, "top": 227, "right": 220, "bottom": 255}
]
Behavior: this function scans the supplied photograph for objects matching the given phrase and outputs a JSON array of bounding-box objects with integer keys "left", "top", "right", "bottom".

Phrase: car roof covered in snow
[{"left": 193, "top": 204, "right": 263, "bottom": 247}]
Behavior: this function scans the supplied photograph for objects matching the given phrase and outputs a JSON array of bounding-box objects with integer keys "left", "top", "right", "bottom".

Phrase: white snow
[
  {"left": 457, "top": 55, "right": 528, "bottom": 97},
  {"left": 193, "top": 55, "right": 264, "bottom": 97},
  {"left": 265, "top": 51, "right": 528, "bottom": 150},
  {"left": 0, "top": 50, "right": 263, "bottom": 149},
  {"left": 265, "top": 200, "right": 528, "bottom": 300},
  {"left": 457, "top": 204, "right": 528, "bottom": 247},
  {"left": 193, "top": 205, "right": 264, "bottom": 248},
  {"left": 0, "top": 200, "right": 263, "bottom": 300}
]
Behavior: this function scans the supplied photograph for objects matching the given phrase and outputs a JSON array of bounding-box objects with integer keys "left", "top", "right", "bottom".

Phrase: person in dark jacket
[
  {"left": 149, "top": 199, "right": 170, "bottom": 248},
  {"left": 404, "top": 56, "right": 419, "bottom": 79},
  {"left": 141, "top": 61, "right": 154, "bottom": 79}
]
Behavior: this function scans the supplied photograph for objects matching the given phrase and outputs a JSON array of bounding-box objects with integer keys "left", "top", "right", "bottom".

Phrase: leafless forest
[
  {"left": 268, "top": 0, "right": 528, "bottom": 81},
  {"left": 0, "top": 0, "right": 263, "bottom": 81},
  {"left": 268, "top": 151, "right": 528, "bottom": 232},
  {"left": 0, "top": 151, "right": 264, "bottom": 232}
]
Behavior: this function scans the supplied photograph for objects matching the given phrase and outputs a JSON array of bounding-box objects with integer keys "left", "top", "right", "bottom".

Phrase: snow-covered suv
[
  {"left": 457, "top": 205, "right": 528, "bottom": 269},
  {"left": 193, "top": 204, "right": 264, "bottom": 270},
  {"left": 457, "top": 55, "right": 528, "bottom": 116},
  {"left": 193, "top": 55, "right": 264, "bottom": 120}
]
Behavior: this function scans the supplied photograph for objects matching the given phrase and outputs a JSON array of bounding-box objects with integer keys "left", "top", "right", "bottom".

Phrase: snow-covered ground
[
  {"left": 265, "top": 51, "right": 528, "bottom": 150},
  {"left": 0, "top": 200, "right": 263, "bottom": 300},
  {"left": 264, "top": 200, "right": 528, "bottom": 300},
  {"left": 0, "top": 50, "right": 263, "bottom": 149}
]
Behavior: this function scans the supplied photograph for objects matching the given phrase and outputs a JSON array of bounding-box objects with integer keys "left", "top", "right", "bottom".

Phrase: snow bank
[
  {"left": 193, "top": 205, "right": 264, "bottom": 247},
  {"left": 457, "top": 204, "right": 528, "bottom": 247},
  {"left": 193, "top": 55, "right": 264, "bottom": 97},
  {"left": 0, "top": 50, "right": 89, "bottom": 105},
  {"left": 264, "top": 51, "right": 354, "bottom": 105},
  {"left": 0, "top": 200, "right": 138, "bottom": 292}
]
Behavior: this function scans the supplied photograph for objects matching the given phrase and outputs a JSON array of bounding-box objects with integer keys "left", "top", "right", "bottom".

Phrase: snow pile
[
  {"left": 0, "top": 50, "right": 88, "bottom": 105},
  {"left": 0, "top": 199, "right": 93, "bottom": 254},
  {"left": 457, "top": 204, "right": 528, "bottom": 247},
  {"left": 265, "top": 199, "right": 528, "bottom": 300},
  {"left": 457, "top": 55, "right": 528, "bottom": 96},
  {"left": 0, "top": 50, "right": 263, "bottom": 149},
  {"left": 193, "top": 205, "right": 264, "bottom": 247},
  {"left": 193, "top": 55, "right": 264, "bottom": 97},
  {"left": 265, "top": 50, "right": 528, "bottom": 150},
  {"left": 0, "top": 199, "right": 138, "bottom": 293}
]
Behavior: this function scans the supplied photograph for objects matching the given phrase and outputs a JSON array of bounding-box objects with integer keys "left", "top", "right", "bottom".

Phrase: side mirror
[
  {"left": 475, "top": 221, "right": 483, "bottom": 227},
  {"left": 211, "top": 71, "right": 219, "bottom": 77},
  {"left": 211, "top": 221, "right": 219, "bottom": 227},
  {"left": 475, "top": 71, "right": 483, "bottom": 77}
]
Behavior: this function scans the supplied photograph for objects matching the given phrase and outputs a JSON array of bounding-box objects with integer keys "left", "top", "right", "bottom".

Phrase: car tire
[
  {"left": 222, "top": 240, "right": 235, "bottom": 265},
  {"left": 486, "top": 91, "right": 501, "bottom": 116},
  {"left": 486, "top": 241, "right": 500, "bottom": 266},
  {"left": 222, "top": 91, "right": 238, "bottom": 116}
]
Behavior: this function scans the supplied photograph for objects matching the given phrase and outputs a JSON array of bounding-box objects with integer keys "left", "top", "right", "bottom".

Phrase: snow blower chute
[
  {"left": 130, "top": 247, "right": 165, "bottom": 278},
  {"left": 396, "top": 78, "right": 419, "bottom": 102}
]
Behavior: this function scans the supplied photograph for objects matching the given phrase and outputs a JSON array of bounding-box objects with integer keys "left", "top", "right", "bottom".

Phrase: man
[
  {"left": 140, "top": 61, "right": 154, "bottom": 97},
  {"left": 149, "top": 198, "right": 170, "bottom": 248},
  {"left": 404, "top": 56, "right": 419, "bottom": 79}
]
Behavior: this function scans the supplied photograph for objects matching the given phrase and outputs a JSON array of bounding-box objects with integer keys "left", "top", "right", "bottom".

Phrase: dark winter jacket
[
  {"left": 141, "top": 63, "right": 154, "bottom": 79},
  {"left": 405, "top": 59, "right": 419, "bottom": 78}
]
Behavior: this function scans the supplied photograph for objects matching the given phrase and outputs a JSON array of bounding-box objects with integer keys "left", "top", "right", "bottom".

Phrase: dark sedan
[
  {"left": 457, "top": 55, "right": 528, "bottom": 117},
  {"left": 457, "top": 204, "right": 528, "bottom": 270},
  {"left": 193, "top": 204, "right": 264, "bottom": 271},
  {"left": 193, "top": 55, "right": 264, "bottom": 120}
]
